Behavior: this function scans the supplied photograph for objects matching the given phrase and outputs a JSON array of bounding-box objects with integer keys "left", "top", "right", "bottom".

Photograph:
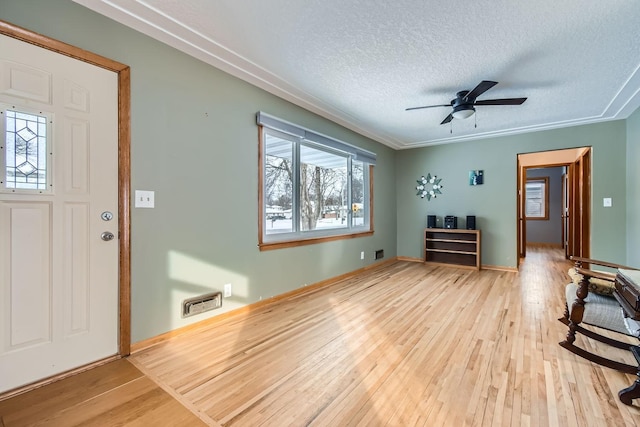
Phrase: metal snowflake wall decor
[{"left": 416, "top": 173, "right": 443, "bottom": 200}]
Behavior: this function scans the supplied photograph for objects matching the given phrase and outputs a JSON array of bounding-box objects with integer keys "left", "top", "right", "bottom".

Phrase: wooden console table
[{"left": 424, "top": 228, "right": 481, "bottom": 270}]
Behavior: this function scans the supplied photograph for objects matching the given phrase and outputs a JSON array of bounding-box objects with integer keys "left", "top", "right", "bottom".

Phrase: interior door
[
  {"left": 564, "top": 148, "right": 591, "bottom": 260},
  {"left": 0, "top": 34, "right": 119, "bottom": 393},
  {"left": 576, "top": 149, "right": 591, "bottom": 259},
  {"left": 517, "top": 157, "right": 526, "bottom": 261},
  {"left": 562, "top": 171, "right": 568, "bottom": 255}
]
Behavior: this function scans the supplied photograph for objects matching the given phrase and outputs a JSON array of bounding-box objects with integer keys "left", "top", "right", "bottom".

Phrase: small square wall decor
[{"left": 469, "top": 170, "right": 483, "bottom": 185}]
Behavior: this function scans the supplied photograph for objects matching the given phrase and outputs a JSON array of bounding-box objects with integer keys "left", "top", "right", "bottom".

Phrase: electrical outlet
[
  {"left": 360, "top": 251, "right": 364, "bottom": 260},
  {"left": 224, "top": 283, "right": 232, "bottom": 298}
]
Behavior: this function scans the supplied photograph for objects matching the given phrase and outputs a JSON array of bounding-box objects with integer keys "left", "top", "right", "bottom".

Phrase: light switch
[
  {"left": 135, "top": 190, "right": 155, "bottom": 208},
  {"left": 603, "top": 197, "right": 612, "bottom": 207}
]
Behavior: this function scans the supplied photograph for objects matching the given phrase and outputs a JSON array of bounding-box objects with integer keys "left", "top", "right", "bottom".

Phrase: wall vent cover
[
  {"left": 182, "top": 291, "right": 222, "bottom": 318},
  {"left": 375, "top": 249, "right": 384, "bottom": 260}
]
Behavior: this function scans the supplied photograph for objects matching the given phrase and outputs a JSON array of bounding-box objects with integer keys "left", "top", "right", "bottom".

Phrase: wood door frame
[
  {"left": 517, "top": 148, "right": 591, "bottom": 266},
  {"left": 574, "top": 149, "right": 591, "bottom": 260},
  {"left": 517, "top": 157, "right": 526, "bottom": 260},
  {"left": 561, "top": 171, "right": 568, "bottom": 252},
  {"left": 0, "top": 21, "right": 131, "bottom": 356}
]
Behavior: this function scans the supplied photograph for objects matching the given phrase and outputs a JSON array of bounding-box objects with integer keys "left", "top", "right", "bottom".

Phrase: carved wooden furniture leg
[
  {"left": 619, "top": 377, "right": 640, "bottom": 406},
  {"left": 618, "top": 347, "right": 640, "bottom": 405},
  {"left": 559, "top": 275, "right": 589, "bottom": 347}
]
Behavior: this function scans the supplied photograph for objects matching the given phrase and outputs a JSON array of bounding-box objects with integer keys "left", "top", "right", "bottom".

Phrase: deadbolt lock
[{"left": 101, "top": 231, "right": 115, "bottom": 241}]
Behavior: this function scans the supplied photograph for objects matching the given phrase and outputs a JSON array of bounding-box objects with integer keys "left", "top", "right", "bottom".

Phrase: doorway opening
[{"left": 517, "top": 147, "right": 591, "bottom": 267}]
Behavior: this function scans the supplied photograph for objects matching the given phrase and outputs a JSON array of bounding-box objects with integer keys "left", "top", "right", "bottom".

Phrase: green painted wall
[
  {"left": 396, "top": 121, "right": 628, "bottom": 268},
  {"left": 2, "top": 0, "right": 637, "bottom": 343},
  {"left": 627, "top": 108, "right": 640, "bottom": 267},
  {"left": 526, "top": 167, "right": 563, "bottom": 245},
  {"left": 1, "top": 0, "right": 397, "bottom": 342}
]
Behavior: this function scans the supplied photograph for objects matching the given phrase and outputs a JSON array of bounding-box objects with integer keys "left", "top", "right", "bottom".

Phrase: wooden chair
[{"left": 559, "top": 256, "right": 640, "bottom": 405}]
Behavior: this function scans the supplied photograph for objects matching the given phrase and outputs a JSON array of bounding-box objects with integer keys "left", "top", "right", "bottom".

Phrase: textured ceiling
[{"left": 74, "top": 0, "right": 640, "bottom": 149}]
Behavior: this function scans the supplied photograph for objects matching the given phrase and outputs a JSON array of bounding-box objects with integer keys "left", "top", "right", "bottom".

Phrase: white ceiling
[{"left": 74, "top": 0, "right": 640, "bottom": 150}]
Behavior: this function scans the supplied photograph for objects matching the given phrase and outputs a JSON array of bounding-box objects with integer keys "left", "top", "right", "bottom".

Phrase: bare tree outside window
[
  {"left": 300, "top": 144, "right": 347, "bottom": 231},
  {"left": 265, "top": 135, "right": 293, "bottom": 234},
  {"left": 261, "top": 126, "right": 372, "bottom": 246}
]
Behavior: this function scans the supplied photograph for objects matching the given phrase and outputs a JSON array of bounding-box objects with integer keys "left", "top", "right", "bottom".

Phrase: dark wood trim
[
  {"left": 561, "top": 172, "right": 567, "bottom": 253},
  {"left": 482, "top": 264, "right": 519, "bottom": 272},
  {"left": 259, "top": 230, "right": 374, "bottom": 251},
  {"left": 117, "top": 66, "right": 132, "bottom": 356},
  {"left": 516, "top": 156, "right": 523, "bottom": 263},
  {"left": 0, "top": 21, "right": 128, "bottom": 72},
  {"left": 567, "top": 162, "right": 575, "bottom": 258},
  {"left": 396, "top": 256, "right": 423, "bottom": 262},
  {"left": 0, "top": 20, "right": 132, "bottom": 356},
  {"left": 580, "top": 149, "right": 591, "bottom": 259}
]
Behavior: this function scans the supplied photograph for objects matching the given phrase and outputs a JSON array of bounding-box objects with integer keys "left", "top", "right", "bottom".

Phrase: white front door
[{"left": 0, "top": 34, "right": 119, "bottom": 393}]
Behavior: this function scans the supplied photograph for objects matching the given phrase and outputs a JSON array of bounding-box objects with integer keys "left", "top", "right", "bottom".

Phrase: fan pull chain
[
  {"left": 475, "top": 113, "right": 477, "bottom": 128},
  {"left": 450, "top": 121, "right": 453, "bottom": 134}
]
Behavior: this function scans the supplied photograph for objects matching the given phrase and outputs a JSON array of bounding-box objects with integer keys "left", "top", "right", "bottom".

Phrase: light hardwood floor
[
  {"left": 2, "top": 246, "right": 640, "bottom": 426},
  {"left": 0, "top": 358, "right": 206, "bottom": 426}
]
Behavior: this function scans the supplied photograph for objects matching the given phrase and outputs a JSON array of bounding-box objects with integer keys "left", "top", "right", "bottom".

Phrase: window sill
[{"left": 259, "top": 230, "right": 374, "bottom": 251}]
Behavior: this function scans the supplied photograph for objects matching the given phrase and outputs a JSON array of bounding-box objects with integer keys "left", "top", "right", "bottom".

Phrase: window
[
  {"left": 525, "top": 177, "right": 549, "bottom": 220},
  {"left": 2, "top": 108, "right": 51, "bottom": 193},
  {"left": 258, "top": 112, "right": 375, "bottom": 249}
]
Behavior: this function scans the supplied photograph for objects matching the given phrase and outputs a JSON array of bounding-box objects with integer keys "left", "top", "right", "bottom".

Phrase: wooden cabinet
[{"left": 424, "top": 229, "right": 481, "bottom": 270}]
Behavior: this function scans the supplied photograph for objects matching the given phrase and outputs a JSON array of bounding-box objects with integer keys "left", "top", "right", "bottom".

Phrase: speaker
[
  {"left": 444, "top": 215, "right": 457, "bottom": 229},
  {"left": 466, "top": 215, "right": 476, "bottom": 230},
  {"left": 427, "top": 215, "right": 436, "bottom": 228}
]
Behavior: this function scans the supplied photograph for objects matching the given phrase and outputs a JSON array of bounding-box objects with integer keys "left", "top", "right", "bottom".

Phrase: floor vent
[
  {"left": 182, "top": 292, "right": 222, "bottom": 318},
  {"left": 375, "top": 249, "right": 384, "bottom": 260}
]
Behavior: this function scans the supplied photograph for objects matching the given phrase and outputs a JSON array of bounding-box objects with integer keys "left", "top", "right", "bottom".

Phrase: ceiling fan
[{"left": 406, "top": 80, "right": 527, "bottom": 125}]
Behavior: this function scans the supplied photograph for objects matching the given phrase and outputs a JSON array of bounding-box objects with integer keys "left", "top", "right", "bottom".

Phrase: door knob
[{"left": 101, "top": 232, "right": 115, "bottom": 241}]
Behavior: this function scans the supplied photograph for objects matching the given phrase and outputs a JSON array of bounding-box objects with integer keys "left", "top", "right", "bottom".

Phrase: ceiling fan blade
[
  {"left": 405, "top": 104, "right": 450, "bottom": 111},
  {"left": 474, "top": 97, "right": 527, "bottom": 106},
  {"left": 440, "top": 113, "right": 454, "bottom": 125},
  {"left": 463, "top": 80, "right": 498, "bottom": 102}
]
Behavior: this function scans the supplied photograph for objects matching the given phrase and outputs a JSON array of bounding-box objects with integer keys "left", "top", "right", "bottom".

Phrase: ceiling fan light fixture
[
  {"left": 406, "top": 81, "right": 526, "bottom": 126},
  {"left": 452, "top": 105, "right": 475, "bottom": 120}
]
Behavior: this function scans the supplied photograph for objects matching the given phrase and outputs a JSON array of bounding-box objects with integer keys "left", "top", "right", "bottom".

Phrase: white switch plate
[
  {"left": 224, "top": 283, "right": 232, "bottom": 298},
  {"left": 135, "top": 190, "right": 155, "bottom": 208},
  {"left": 603, "top": 197, "right": 612, "bottom": 207},
  {"left": 360, "top": 251, "right": 365, "bottom": 260}
]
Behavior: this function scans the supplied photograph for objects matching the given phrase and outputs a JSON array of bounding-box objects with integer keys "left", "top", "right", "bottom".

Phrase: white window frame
[{"left": 258, "top": 113, "right": 375, "bottom": 250}]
